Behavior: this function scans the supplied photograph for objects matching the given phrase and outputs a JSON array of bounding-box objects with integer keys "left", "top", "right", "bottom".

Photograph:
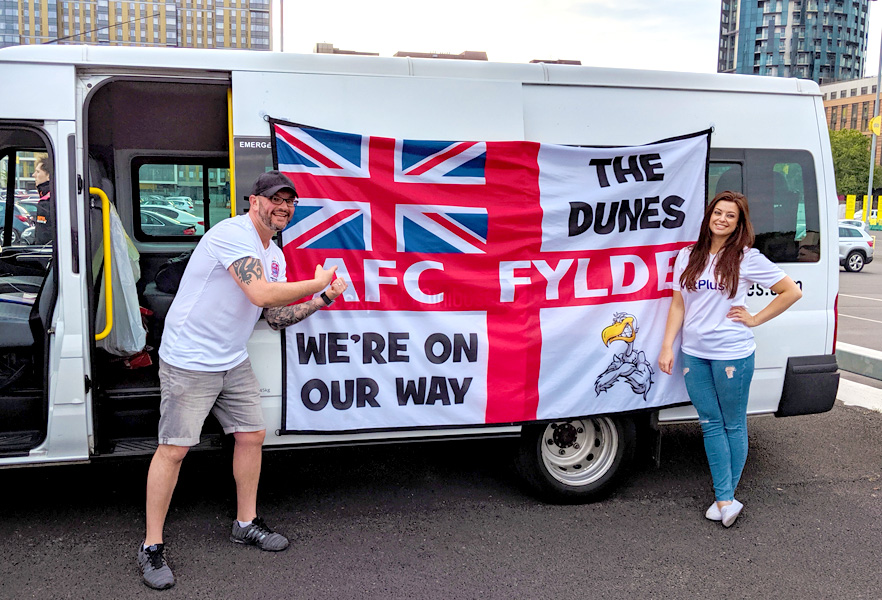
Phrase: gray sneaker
[
  {"left": 137, "top": 543, "right": 175, "bottom": 590},
  {"left": 230, "top": 517, "right": 289, "bottom": 551}
]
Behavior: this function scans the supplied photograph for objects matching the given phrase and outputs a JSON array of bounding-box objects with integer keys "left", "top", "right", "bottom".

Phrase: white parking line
[
  {"left": 838, "top": 378, "right": 882, "bottom": 413},
  {"left": 839, "top": 313, "right": 882, "bottom": 325},
  {"left": 840, "top": 294, "right": 882, "bottom": 302}
]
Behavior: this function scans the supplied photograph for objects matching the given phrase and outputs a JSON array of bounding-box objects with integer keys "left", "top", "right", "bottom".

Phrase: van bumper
[{"left": 775, "top": 355, "right": 839, "bottom": 417}]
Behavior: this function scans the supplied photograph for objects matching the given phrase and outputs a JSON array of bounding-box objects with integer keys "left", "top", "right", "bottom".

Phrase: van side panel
[{"left": 0, "top": 65, "right": 76, "bottom": 120}]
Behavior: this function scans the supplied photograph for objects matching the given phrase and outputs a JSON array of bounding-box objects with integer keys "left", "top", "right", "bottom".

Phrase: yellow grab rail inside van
[
  {"left": 91, "top": 187, "right": 113, "bottom": 341},
  {"left": 227, "top": 88, "right": 236, "bottom": 218}
]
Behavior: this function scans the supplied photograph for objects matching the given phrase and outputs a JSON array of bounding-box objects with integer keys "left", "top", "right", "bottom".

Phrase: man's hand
[
  {"left": 315, "top": 264, "right": 338, "bottom": 290},
  {"left": 325, "top": 277, "right": 348, "bottom": 301}
]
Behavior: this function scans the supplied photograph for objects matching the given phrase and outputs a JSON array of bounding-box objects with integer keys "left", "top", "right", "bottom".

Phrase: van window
[
  {"left": 1, "top": 149, "right": 53, "bottom": 248},
  {"left": 709, "top": 163, "right": 743, "bottom": 196},
  {"left": 133, "top": 158, "right": 230, "bottom": 240},
  {"left": 709, "top": 149, "right": 820, "bottom": 263}
]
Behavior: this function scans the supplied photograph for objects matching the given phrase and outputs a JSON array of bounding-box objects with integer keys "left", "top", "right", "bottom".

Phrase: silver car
[
  {"left": 839, "top": 224, "right": 875, "bottom": 272},
  {"left": 839, "top": 218, "right": 871, "bottom": 233}
]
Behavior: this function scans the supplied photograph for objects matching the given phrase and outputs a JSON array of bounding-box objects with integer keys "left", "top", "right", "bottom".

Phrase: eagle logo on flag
[{"left": 594, "top": 313, "right": 654, "bottom": 400}]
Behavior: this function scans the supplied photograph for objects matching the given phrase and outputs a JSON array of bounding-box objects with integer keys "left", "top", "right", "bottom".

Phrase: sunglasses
[{"left": 265, "top": 194, "right": 299, "bottom": 207}]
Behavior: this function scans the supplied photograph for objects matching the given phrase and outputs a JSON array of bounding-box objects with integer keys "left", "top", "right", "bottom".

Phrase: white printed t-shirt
[
  {"left": 159, "top": 215, "right": 287, "bottom": 371},
  {"left": 672, "top": 246, "right": 786, "bottom": 360}
]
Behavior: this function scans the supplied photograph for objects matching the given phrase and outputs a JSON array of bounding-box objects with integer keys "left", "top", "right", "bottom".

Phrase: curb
[{"left": 835, "top": 342, "right": 882, "bottom": 381}]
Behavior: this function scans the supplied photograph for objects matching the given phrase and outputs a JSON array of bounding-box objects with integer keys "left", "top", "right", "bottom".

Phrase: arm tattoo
[
  {"left": 231, "top": 256, "right": 263, "bottom": 286},
  {"left": 264, "top": 298, "right": 325, "bottom": 330}
]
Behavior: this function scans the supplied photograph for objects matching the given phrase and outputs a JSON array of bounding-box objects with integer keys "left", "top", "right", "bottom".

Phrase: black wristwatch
[{"left": 320, "top": 292, "right": 334, "bottom": 306}]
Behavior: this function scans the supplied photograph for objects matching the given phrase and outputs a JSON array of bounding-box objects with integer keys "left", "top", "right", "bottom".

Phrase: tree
[{"left": 829, "top": 128, "right": 882, "bottom": 197}]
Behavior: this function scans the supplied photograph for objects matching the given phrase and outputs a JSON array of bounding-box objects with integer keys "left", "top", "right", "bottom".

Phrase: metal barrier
[{"left": 835, "top": 342, "right": 882, "bottom": 381}]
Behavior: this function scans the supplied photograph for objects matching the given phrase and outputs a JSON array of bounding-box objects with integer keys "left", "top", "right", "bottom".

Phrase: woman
[{"left": 658, "top": 191, "right": 802, "bottom": 527}]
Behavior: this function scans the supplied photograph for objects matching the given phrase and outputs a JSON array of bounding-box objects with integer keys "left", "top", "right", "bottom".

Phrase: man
[
  {"left": 33, "top": 155, "right": 52, "bottom": 245},
  {"left": 138, "top": 171, "right": 348, "bottom": 590}
]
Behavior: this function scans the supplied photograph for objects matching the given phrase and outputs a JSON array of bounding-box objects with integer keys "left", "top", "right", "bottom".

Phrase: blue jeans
[{"left": 682, "top": 352, "right": 755, "bottom": 502}]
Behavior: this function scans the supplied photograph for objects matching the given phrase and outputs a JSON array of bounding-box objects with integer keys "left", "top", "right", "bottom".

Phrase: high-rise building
[
  {"left": 0, "top": 0, "right": 270, "bottom": 50},
  {"left": 718, "top": 0, "right": 871, "bottom": 83}
]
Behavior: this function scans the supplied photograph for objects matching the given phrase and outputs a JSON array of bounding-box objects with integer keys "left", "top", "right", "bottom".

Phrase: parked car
[
  {"left": 140, "top": 196, "right": 193, "bottom": 212},
  {"left": 164, "top": 195, "right": 194, "bottom": 212},
  {"left": 17, "top": 199, "right": 39, "bottom": 225},
  {"left": 839, "top": 224, "right": 875, "bottom": 272},
  {"left": 839, "top": 218, "right": 871, "bottom": 233},
  {"left": 21, "top": 225, "right": 35, "bottom": 245},
  {"left": 0, "top": 201, "right": 32, "bottom": 245},
  {"left": 141, "top": 204, "right": 204, "bottom": 234},
  {"left": 140, "top": 209, "right": 197, "bottom": 236}
]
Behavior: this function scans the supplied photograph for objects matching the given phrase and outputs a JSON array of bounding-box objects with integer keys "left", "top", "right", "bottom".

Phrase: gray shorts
[{"left": 157, "top": 358, "right": 266, "bottom": 446}]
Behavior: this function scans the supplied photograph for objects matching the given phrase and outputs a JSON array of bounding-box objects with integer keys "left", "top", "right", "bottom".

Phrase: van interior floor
[
  {"left": 98, "top": 352, "right": 160, "bottom": 395},
  {"left": 0, "top": 356, "right": 46, "bottom": 454},
  {"left": 94, "top": 349, "right": 162, "bottom": 447}
]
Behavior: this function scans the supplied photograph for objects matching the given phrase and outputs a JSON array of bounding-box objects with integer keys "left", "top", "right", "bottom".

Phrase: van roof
[{"left": 0, "top": 44, "right": 819, "bottom": 97}]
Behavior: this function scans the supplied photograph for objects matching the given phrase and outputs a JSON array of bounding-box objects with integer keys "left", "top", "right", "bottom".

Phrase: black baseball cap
[{"left": 251, "top": 170, "right": 298, "bottom": 199}]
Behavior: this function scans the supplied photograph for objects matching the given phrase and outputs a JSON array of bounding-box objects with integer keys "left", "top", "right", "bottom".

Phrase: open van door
[{"left": 0, "top": 111, "right": 90, "bottom": 464}]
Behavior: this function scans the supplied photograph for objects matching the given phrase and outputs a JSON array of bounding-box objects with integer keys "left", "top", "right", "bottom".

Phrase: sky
[{"left": 272, "top": 0, "right": 882, "bottom": 77}]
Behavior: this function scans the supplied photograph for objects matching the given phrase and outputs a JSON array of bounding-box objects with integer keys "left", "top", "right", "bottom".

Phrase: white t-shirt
[
  {"left": 672, "top": 246, "right": 785, "bottom": 360},
  {"left": 159, "top": 215, "right": 287, "bottom": 371}
]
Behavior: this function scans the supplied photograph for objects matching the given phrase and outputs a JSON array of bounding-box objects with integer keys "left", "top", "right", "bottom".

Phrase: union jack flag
[{"left": 275, "top": 121, "right": 492, "bottom": 254}]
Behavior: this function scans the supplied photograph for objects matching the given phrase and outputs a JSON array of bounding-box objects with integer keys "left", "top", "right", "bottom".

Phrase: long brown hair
[{"left": 679, "top": 191, "right": 755, "bottom": 300}]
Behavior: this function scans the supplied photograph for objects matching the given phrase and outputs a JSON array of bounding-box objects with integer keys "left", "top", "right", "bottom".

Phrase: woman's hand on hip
[
  {"left": 727, "top": 305, "right": 757, "bottom": 327},
  {"left": 658, "top": 347, "right": 675, "bottom": 375}
]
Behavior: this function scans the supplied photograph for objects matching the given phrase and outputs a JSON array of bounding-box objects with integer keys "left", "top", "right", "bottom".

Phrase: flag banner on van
[{"left": 270, "top": 119, "right": 710, "bottom": 433}]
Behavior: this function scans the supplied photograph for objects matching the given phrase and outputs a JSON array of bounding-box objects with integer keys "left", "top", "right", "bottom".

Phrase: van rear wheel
[
  {"left": 845, "top": 251, "right": 865, "bottom": 272},
  {"left": 516, "top": 416, "right": 635, "bottom": 503}
]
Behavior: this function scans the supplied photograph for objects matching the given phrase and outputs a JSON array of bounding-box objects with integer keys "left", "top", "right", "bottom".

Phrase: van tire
[
  {"left": 845, "top": 251, "right": 865, "bottom": 272},
  {"left": 515, "top": 416, "right": 636, "bottom": 504}
]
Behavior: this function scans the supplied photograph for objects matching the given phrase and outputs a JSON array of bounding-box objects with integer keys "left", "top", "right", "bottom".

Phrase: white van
[{"left": 0, "top": 45, "right": 839, "bottom": 502}]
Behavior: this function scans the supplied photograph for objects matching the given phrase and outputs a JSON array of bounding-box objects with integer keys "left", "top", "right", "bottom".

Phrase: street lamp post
[{"left": 867, "top": 4, "right": 882, "bottom": 224}]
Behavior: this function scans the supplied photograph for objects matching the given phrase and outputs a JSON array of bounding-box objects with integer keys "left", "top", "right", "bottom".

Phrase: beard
[{"left": 257, "top": 202, "right": 291, "bottom": 232}]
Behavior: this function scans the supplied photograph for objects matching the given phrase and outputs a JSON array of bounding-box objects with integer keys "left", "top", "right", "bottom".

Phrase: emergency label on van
[{"left": 271, "top": 120, "right": 710, "bottom": 433}]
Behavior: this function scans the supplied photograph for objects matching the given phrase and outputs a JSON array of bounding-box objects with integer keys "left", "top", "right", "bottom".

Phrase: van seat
[
  {"left": 0, "top": 300, "right": 34, "bottom": 348},
  {"left": 142, "top": 282, "right": 175, "bottom": 343},
  {"left": 0, "top": 275, "right": 43, "bottom": 295}
]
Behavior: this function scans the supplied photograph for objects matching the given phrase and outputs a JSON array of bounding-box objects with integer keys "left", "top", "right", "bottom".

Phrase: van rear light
[
  {"left": 183, "top": 227, "right": 196, "bottom": 235},
  {"left": 16, "top": 214, "right": 27, "bottom": 223},
  {"left": 833, "top": 294, "right": 839, "bottom": 354},
  {"left": 197, "top": 221, "right": 204, "bottom": 226}
]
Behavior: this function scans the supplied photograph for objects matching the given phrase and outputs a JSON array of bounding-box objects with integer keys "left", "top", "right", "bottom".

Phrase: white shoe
[
  {"left": 705, "top": 502, "right": 722, "bottom": 521},
  {"left": 721, "top": 499, "right": 744, "bottom": 527}
]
